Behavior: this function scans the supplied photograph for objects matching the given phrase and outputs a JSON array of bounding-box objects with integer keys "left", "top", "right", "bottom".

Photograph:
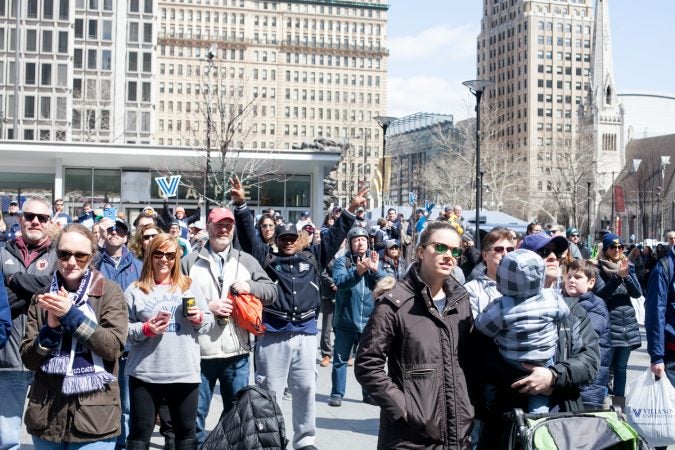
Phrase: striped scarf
[{"left": 40, "top": 269, "right": 115, "bottom": 395}]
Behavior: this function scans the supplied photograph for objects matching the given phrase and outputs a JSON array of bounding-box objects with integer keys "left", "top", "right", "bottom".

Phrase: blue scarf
[{"left": 40, "top": 270, "right": 115, "bottom": 395}]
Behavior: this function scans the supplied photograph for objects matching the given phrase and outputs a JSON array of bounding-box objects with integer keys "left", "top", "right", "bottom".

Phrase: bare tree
[
  {"left": 544, "top": 120, "right": 595, "bottom": 227},
  {"left": 158, "top": 49, "right": 282, "bottom": 207},
  {"left": 423, "top": 104, "right": 528, "bottom": 214}
]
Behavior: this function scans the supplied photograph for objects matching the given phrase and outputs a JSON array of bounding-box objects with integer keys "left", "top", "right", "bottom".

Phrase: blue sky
[{"left": 386, "top": 1, "right": 675, "bottom": 121}]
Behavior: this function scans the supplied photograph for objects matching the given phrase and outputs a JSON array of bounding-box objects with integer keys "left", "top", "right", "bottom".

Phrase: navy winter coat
[
  {"left": 594, "top": 263, "right": 642, "bottom": 349},
  {"left": 95, "top": 246, "right": 143, "bottom": 292},
  {"left": 573, "top": 291, "right": 611, "bottom": 408}
]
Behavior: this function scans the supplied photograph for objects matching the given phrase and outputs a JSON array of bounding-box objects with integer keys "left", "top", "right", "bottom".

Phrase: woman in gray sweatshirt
[{"left": 124, "top": 233, "right": 213, "bottom": 450}]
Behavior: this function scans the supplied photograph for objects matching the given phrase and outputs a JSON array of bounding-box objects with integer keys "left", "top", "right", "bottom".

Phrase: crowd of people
[{"left": 0, "top": 191, "right": 674, "bottom": 450}]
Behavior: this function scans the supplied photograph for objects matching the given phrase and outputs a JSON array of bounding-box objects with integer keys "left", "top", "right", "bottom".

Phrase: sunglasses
[
  {"left": 536, "top": 247, "right": 564, "bottom": 259},
  {"left": 56, "top": 249, "right": 92, "bottom": 263},
  {"left": 608, "top": 245, "right": 625, "bottom": 250},
  {"left": 23, "top": 212, "right": 51, "bottom": 223},
  {"left": 142, "top": 233, "right": 158, "bottom": 241},
  {"left": 106, "top": 226, "right": 127, "bottom": 236},
  {"left": 427, "top": 242, "right": 463, "bottom": 258},
  {"left": 152, "top": 250, "right": 176, "bottom": 261},
  {"left": 491, "top": 246, "right": 515, "bottom": 254}
]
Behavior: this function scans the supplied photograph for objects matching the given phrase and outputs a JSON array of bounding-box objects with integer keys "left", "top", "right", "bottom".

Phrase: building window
[
  {"left": 74, "top": 49, "right": 83, "bottom": 68},
  {"left": 41, "top": 63, "right": 51, "bottom": 85},
  {"left": 41, "top": 30, "right": 52, "bottom": 52},
  {"left": 142, "top": 52, "right": 151, "bottom": 72},
  {"left": 26, "top": 29, "right": 37, "bottom": 51},
  {"left": 127, "top": 82, "right": 137, "bottom": 101},
  {"left": 141, "top": 82, "right": 151, "bottom": 101},
  {"left": 128, "top": 51, "right": 138, "bottom": 71},
  {"left": 143, "top": 23, "right": 152, "bottom": 42},
  {"left": 58, "top": 31, "right": 68, "bottom": 52},
  {"left": 102, "top": 20, "right": 112, "bottom": 40},
  {"left": 40, "top": 97, "right": 51, "bottom": 119},
  {"left": 24, "top": 96, "right": 36, "bottom": 118},
  {"left": 101, "top": 50, "right": 111, "bottom": 70},
  {"left": 75, "top": 19, "right": 84, "bottom": 38},
  {"left": 88, "top": 19, "right": 97, "bottom": 39},
  {"left": 59, "top": 0, "right": 69, "bottom": 20},
  {"left": 25, "top": 62, "right": 36, "bottom": 84},
  {"left": 87, "top": 49, "right": 97, "bottom": 70},
  {"left": 101, "top": 110, "right": 110, "bottom": 130}
]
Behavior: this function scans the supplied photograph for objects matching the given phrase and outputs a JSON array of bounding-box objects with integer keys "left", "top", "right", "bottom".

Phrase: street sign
[{"left": 155, "top": 175, "right": 181, "bottom": 198}]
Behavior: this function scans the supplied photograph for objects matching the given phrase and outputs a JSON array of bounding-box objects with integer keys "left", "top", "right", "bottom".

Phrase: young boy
[
  {"left": 564, "top": 259, "right": 611, "bottom": 409},
  {"left": 475, "top": 249, "right": 569, "bottom": 413}
]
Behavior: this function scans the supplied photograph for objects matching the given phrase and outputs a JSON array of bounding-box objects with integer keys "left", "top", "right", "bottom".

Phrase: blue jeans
[
  {"left": 330, "top": 328, "right": 366, "bottom": 400},
  {"left": 196, "top": 355, "right": 249, "bottom": 445},
  {"left": 608, "top": 346, "right": 632, "bottom": 396},
  {"left": 33, "top": 437, "right": 115, "bottom": 450},
  {"left": 0, "top": 370, "right": 32, "bottom": 450},
  {"left": 115, "top": 356, "right": 130, "bottom": 449}
]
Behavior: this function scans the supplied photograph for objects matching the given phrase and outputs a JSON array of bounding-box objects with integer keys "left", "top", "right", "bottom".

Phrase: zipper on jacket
[{"left": 404, "top": 368, "right": 436, "bottom": 379}]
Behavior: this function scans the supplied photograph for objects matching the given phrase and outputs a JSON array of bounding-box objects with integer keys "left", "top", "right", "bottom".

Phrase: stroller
[{"left": 504, "top": 407, "right": 652, "bottom": 450}]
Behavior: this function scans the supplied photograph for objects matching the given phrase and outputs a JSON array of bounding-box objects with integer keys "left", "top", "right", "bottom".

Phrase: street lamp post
[
  {"left": 587, "top": 181, "right": 592, "bottom": 243},
  {"left": 463, "top": 79, "right": 494, "bottom": 251},
  {"left": 202, "top": 46, "right": 217, "bottom": 211},
  {"left": 374, "top": 116, "right": 397, "bottom": 217}
]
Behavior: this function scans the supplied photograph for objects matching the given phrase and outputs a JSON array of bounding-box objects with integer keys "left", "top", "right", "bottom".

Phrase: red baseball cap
[{"left": 207, "top": 208, "right": 234, "bottom": 223}]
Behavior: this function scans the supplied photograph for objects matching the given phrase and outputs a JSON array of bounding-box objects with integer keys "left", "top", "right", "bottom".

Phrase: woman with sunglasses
[
  {"left": 355, "top": 221, "right": 474, "bottom": 449},
  {"left": 464, "top": 229, "right": 516, "bottom": 318},
  {"left": 593, "top": 233, "right": 642, "bottom": 408},
  {"left": 129, "top": 223, "right": 161, "bottom": 260},
  {"left": 20, "top": 223, "right": 128, "bottom": 450},
  {"left": 124, "top": 233, "right": 213, "bottom": 450},
  {"left": 520, "top": 232, "right": 569, "bottom": 291}
]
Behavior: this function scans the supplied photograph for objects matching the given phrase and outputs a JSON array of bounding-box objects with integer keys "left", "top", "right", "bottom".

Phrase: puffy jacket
[
  {"left": 381, "top": 255, "right": 408, "bottom": 280},
  {"left": 181, "top": 244, "right": 277, "bottom": 359},
  {"left": 95, "top": 246, "right": 142, "bottom": 292},
  {"left": 201, "top": 386, "right": 287, "bottom": 450},
  {"left": 0, "top": 239, "right": 56, "bottom": 370},
  {"left": 355, "top": 267, "right": 475, "bottom": 450},
  {"left": 464, "top": 271, "right": 500, "bottom": 318},
  {"left": 645, "top": 248, "right": 675, "bottom": 365},
  {"left": 332, "top": 251, "right": 386, "bottom": 332},
  {"left": 574, "top": 291, "right": 611, "bottom": 408},
  {"left": 234, "top": 203, "right": 354, "bottom": 327},
  {"left": 20, "top": 271, "right": 128, "bottom": 442},
  {"left": 594, "top": 262, "right": 642, "bottom": 349}
]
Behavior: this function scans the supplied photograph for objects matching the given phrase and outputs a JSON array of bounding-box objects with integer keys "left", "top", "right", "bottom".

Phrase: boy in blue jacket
[{"left": 564, "top": 259, "right": 611, "bottom": 409}]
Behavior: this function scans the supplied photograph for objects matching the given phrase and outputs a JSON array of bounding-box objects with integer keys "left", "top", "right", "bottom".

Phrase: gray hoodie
[{"left": 125, "top": 283, "right": 213, "bottom": 384}]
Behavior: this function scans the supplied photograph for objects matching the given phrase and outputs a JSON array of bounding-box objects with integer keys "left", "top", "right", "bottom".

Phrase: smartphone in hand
[{"left": 156, "top": 310, "right": 172, "bottom": 323}]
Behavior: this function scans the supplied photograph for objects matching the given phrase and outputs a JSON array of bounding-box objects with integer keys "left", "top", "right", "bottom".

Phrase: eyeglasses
[
  {"left": 56, "top": 249, "right": 92, "bottom": 263},
  {"left": 491, "top": 246, "right": 515, "bottom": 254},
  {"left": 426, "top": 242, "right": 463, "bottom": 258},
  {"left": 106, "top": 227, "right": 127, "bottom": 236},
  {"left": 23, "top": 212, "right": 50, "bottom": 223},
  {"left": 142, "top": 233, "right": 158, "bottom": 241},
  {"left": 535, "top": 247, "right": 564, "bottom": 259},
  {"left": 608, "top": 245, "right": 625, "bottom": 251},
  {"left": 152, "top": 250, "right": 176, "bottom": 261}
]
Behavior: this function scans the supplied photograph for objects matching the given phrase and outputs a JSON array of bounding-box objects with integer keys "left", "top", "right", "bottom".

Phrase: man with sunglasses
[
  {"left": 0, "top": 197, "right": 57, "bottom": 450},
  {"left": 565, "top": 227, "right": 583, "bottom": 260},
  {"left": 520, "top": 232, "right": 569, "bottom": 291}
]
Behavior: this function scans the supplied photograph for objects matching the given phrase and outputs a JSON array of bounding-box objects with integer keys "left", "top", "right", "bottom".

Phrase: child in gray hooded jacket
[{"left": 475, "top": 249, "right": 569, "bottom": 413}]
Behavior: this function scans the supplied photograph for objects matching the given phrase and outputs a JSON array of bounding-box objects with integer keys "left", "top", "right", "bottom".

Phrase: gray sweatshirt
[{"left": 124, "top": 282, "right": 213, "bottom": 384}]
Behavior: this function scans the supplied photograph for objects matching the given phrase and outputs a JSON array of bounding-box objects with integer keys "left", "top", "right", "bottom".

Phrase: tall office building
[
  {"left": 0, "top": 0, "right": 156, "bottom": 143},
  {"left": 155, "top": 0, "right": 389, "bottom": 207},
  {"left": 477, "top": 0, "right": 613, "bottom": 221}
]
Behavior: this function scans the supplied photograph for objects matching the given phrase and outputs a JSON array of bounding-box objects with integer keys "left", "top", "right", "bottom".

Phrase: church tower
[{"left": 581, "top": 0, "right": 625, "bottom": 226}]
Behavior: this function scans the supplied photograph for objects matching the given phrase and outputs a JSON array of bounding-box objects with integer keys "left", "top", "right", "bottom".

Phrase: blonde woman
[{"left": 124, "top": 233, "right": 212, "bottom": 450}]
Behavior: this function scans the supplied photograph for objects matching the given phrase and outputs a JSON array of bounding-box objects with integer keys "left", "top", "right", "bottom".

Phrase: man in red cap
[{"left": 181, "top": 206, "right": 277, "bottom": 446}]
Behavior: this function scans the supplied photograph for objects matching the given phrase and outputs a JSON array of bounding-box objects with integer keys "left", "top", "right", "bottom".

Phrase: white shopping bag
[
  {"left": 630, "top": 295, "right": 645, "bottom": 326},
  {"left": 625, "top": 368, "right": 675, "bottom": 447}
]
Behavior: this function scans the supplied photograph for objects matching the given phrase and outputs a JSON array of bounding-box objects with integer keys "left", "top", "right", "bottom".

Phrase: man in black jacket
[
  {"left": 0, "top": 197, "right": 57, "bottom": 450},
  {"left": 230, "top": 176, "right": 366, "bottom": 450}
]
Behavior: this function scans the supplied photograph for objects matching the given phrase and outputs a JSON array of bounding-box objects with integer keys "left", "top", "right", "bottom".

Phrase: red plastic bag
[{"left": 228, "top": 291, "right": 266, "bottom": 336}]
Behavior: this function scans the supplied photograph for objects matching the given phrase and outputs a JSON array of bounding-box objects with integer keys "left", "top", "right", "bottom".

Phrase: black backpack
[{"left": 200, "top": 386, "right": 288, "bottom": 450}]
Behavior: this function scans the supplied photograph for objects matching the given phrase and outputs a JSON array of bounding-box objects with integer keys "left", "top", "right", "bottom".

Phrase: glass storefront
[{"left": 0, "top": 172, "right": 55, "bottom": 211}]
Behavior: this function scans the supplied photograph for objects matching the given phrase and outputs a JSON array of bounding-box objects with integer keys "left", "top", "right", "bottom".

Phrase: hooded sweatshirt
[{"left": 475, "top": 249, "right": 569, "bottom": 363}]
